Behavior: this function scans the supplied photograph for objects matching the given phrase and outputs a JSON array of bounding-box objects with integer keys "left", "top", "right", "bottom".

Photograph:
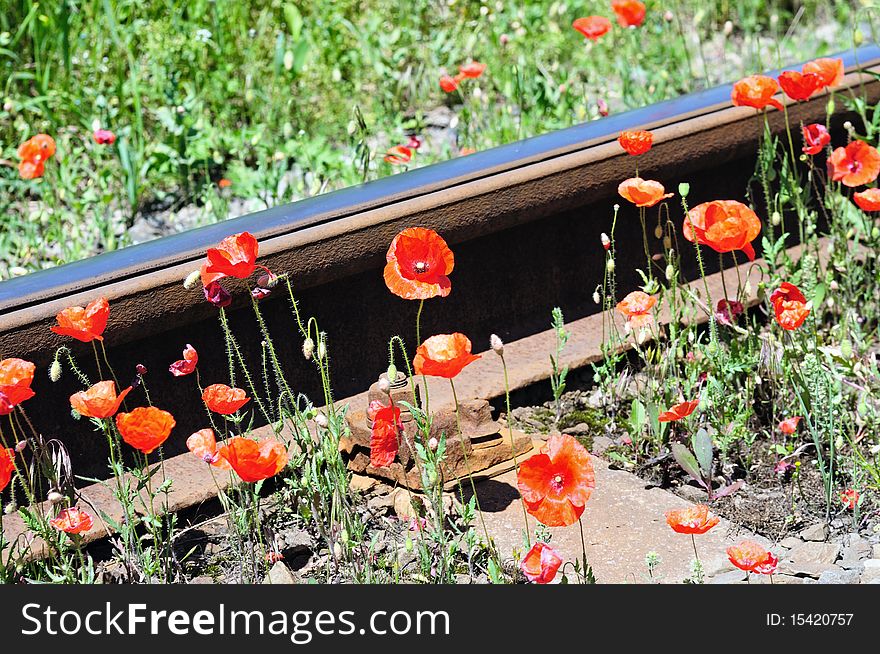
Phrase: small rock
[
  {"left": 779, "top": 536, "right": 802, "bottom": 549},
  {"left": 677, "top": 485, "right": 708, "bottom": 503},
  {"left": 710, "top": 569, "right": 747, "bottom": 584},
  {"left": 818, "top": 567, "right": 861, "bottom": 584},
  {"left": 591, "top": 436, "right": 614, "bottom": 456},
  {"left": 189, "top": 575, "right": 215, "bottom": 585},
  {"left": 279, "top": 526, "right": 312, "bottom": 555},
  {"left": 263, "top": 561, "right": 297, "bottom": 585},
  {"left": 799, "top": 523, "right": 829, "bottom": 542},
  {"left": 861, "top": 559, "right": 880, "bottom": 584},
  {"left": 782, "top": 542, "right": 840, "bottom": 578},
  {"left": 350, "top": 474, "right": 378, "bottom": 493},
  {"left": 703, "top": 553, "right": 735, "bottom": 578},
  {"left": 367, "top": 493, "right": 395, "bottom": 513},
  {"left": 567, "top": 422, "right": 591, "bottom": 437},
  {"left": 874, "top": 544, "right": 880, "bottom": 559}
]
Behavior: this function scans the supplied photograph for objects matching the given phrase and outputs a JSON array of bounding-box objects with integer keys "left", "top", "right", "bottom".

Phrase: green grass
[{"left": 0, "top": 0, "right": 867, "bottom": 278}]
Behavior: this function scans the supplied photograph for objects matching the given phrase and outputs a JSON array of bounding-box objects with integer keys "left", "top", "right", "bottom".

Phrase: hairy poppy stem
[{"left": 500, "top": 353, "right": 531, "bottom": 548}]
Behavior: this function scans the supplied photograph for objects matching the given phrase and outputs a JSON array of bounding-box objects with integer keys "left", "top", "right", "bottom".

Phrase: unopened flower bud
[
  {"left": 315, "top": 413, "right": 329, "bottom": 429},
  {"left": 600, "top": 233, "right": 611, "bottom": 250},
  {"left": 593, "top": 290, "right": 601, "bottom": 304},
  {"left": 387, "top": 363, "right": 398, "bottom": 382},
  {"left": 654, "top": 224, "right": 663, "bottom": 239},
  {"left": 257, "top": 272, "right": 278, "bottom": 288},
  {"left": 4, "top": 502, "right": 16, "bottom": 515},
  {"left": 47, "top": 491, "right": 64, "bottom": 504},
  {"left": 663, "top": 236, "right": 672, "bottom": 250},
  {"left": 500, "top": 33, "right": 509, "bottom": 46},
  {"left": 663, "top": 10, "right": 674, "bottom": 22},
  {"left": 316, "top": 339, "right": 326, "bottom": 360},
  {"left": 183, "top": 269, "right": 202, "bottom": 290},
  {"left": 771, "top": 211, "right": 781, "bottom": 226},
  {"left": 49, "top": 359, "right": 62, "bottom": 382},
  {"left": 428, "top": 437, "right": 439, "bottom": 451},
  {"left": 606, "top": 258, "right": 615, "bottom": 273},
  {"left": 302, "top": 338, "right": 315, "bottom": 360},
  {"left": 15, "top": 440, "right": 27, "bottom": 453},
  {"left": 136, "top": 364, "right": 147, "bottom": 375},
  {"left": 490, "top": 334, "right": 504, "bottom": 355},
  {"left": 665, "top": 264, "right": 675, "bottom": 281},
  {"left": 377, "top": 377, "right": 391, "bottom": 394}
]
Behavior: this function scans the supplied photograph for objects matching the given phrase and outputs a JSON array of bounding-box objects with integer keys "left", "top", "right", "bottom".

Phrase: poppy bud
[
  {"left": 333, "top": 541, "right": 343, "bottom": 559},
  {"left": 606, "top": 258, "right": 615, "bottom": 273},
  {"left": 387, "top": 363, "right": 398, "bottom": 382},
  {"left": 315, "top": 413, "right": 329, "bottom": 429},
  {"left": 490, "top": 334, "right": 504, "bottom": 355},
  {"left": 665, "top": 264, "right": 675, "bottom": 280},
  {"left": 663, "top": 10, "right": 674, "bottom": 22},
  {"left": 771, "top": 211, "right": 781, "bottom": 226},
  {"left": 300, "top": 338, "right": 314, "bottom": 361},
  {"left": 47, "top": 490, "right": 64, "bottom": 504},
  {"left": 663, "top": 236, "right": 672, "bottom": 249},
  {"left": 15, "top": 440, "right": 27, "bottom": 452},
  {"left": 500, "top": 33, "right": 509, "bottom": 45},
  {"left": 49, "top": 359, "right": 62, "bottom": 382},
  {"left": 203, "top": 281, "right": 231, "bottom": 308},
  {"left": 183, "top": 269, "right": 201, "bottom": 289},
  {"left": 597, "top": 98, "right": 609, "bottom": 117},
  {"left": 377, "top": 377, "right": 391, "bottom": 394},
  {"left": 654, "top": 224, "right": 663, "bottom": 239},
  {"left": 316, "top": 339, "right": 326, "bottom": 360},
  {"left": 843, "top": 120, "right": 853, "bottom": 131},
  {"left": 600, "top": 233, "right": 611, "bottom": 250},
  {"left": 257, "top": 272, "right": 278, "bottom": 288},
  {"left": 136, "top": 364, "right": 147, "bottom": 375},
  {"left": 428, "top": 437, "right": 439, "bottom": 451},
  {"left": 405, "top": 533, "right": 414, "bottom": 552},
  {"left": 593, "top": 290, "right": 601, "bottom": 304},
  {"left": 4, "top": 502, "right": 16, "bottom": 515}
]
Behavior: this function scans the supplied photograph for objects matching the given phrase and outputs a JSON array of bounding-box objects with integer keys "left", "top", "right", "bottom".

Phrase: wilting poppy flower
[
  {"left": 715, "top": 299, "right": 744, "bottom": 326},
  {"left": 368, "top": 400, "right": 403, "bottom": 468},
  {"left": 407, "top": 136, "right": 422, "bottom": 150},
  {"left": 829, "top": 141, "right": 880, "bottom": 187},
  {"left": 774, "top": 459, "right": 795, "bottom": 477},
  {"left": 854, "top": 188, "right": 880, "bottom": 211},
  {"left": 616, "top": 291, "right": 656, "bottom": 331},
  {"left": 777, "top": 70, "right": 821, "bottom": 101},
  {"left": 50, "top": 507, "right": 93, "bottom": 535},
  {"left": 778, "top": 416, "right": 802, "bottom": 434},
  {"left": 841, "top": 488, "right": 860, "bottom": 509},
  {"left": 169, "top": 344, "right": 198, "bottom": 377},
  {"left": 658, "top": 399, "right": 699, "bottom": 423},
  {"left": 0, "top": 447, "right": 14, "bottom": 493},
  {"left": 439, "top": 74, "right": 459, "bottom": 93},
  {"left": 93, "top": 129, "right": 116, "bottom": 145},
  {"left": 731, "top": 75, "right": 783, "bottom": 111},
  {"left": 219, "top": 437, "right": 288, "bottom": 483},
  {"left": 618, "top": 130, "right": 653, "bottom": 156},
  {"left": 802, "top": 123, "right": 831, "bottom": 155},
  {"left": 413, "top": 333, "right": 481, "bottom": 378},
  {"left": 203, "top": 280, "right": 232, "bottom": 308},
  {"left": 769, "top": 282, "right": 811, "bottom": 330},
  {"left": 384, "top": 227, "right": 455, "bottom": 300},
  {"left": 458, "top": 62, "right": 486, "bottom": 79},
  {"left": 727, "top": 540, "right": 773, "bottom": 572},
  {"left": 683, "top": 200, "right": 761, "bottom": 260},
  {"left": 218, "top": 178, "right": 232, "bottom": 188},
  {"left": 186, "top": 428, "right": 231, "bottom": 470},
  {"left": 611, "top": 0, "right": 646, "bottom": 27},
  {"left": 618, "top": 177, "right": 673, "bottom": 208},
  {"left": 520, "top": 542, "right": 563, "bottom": 584},
  {"left": 51, "top": 297, "right": 110, "bottom": 342},
  {"left": 18, "top": 134, "right": 56, "bottom": 178},
  {"left": 0, "top": 358, "right": 36, "bottom": 415},
  {"left": 70, "top": 381, "right": 132, "bottom": 419},
  {"left": 803, "top": 57, "right": 844, "bottom": 89},
  {"left": 384, "top": 145, "right": 413, "bottom": 165},
  {"left": 572, "top": 16, "right": 612, "bottom": 40},
  {"left": 202, "top": 383, "right": 250, "bottom": 414},
  {"left": 517, "top": 433, "right": 595, "bottom": 527},
  {"left": 204, "top": 232, "right": 260, "bottom": 281},
  {"left": 665, "top": 504, "right": 719, "bottom": 535},
  {"left": 115, "top": 406, "right": 176, "bottom": 454}
]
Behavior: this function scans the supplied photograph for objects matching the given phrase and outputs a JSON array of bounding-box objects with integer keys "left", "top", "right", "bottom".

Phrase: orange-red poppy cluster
[
  {"left": 727, "top": 540, "right": 778, "bottom": 575},
  {"left": 683, "top": 200, "right": 761, "bottom": 261},
  {"left": 439, "top": 61, "right": 486, "bottom": 94},
  {"left": 0, "top": 447, "right": 14, "bottom": 493},
  {"left": 732, "top": 58, "right": 842, "bottom": 110},
  {"left": 17, "top": 134, "right": 56, "bottom": 179},
  {"left": 574, "top": 1, "right": 646, "bottom": 40}
]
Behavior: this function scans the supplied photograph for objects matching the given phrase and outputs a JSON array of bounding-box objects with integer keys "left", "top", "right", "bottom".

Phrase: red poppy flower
[
  {"left": 769, "top": 282, "right": 810, "bottom": 330},
  {"left": 517, "top": 433, "right": 595, "bottom": 527},
  {"left": 572, "top": 16, "right": 612, "bottom": 40},
  {"left": 0, "top": 358, "right": 36, "bottom": 415},
  {"left": 715, "top": 299, "right": 744, "bottom": 326},
  {"left": 368, "top": 400, "right": 403, "bottom": 468},
  {"left": 616, "top": 291, "right": 656, "bottom": 331},
  {"left": 683, "top": 200, "right": 761, "bottom": 261},
  {"left": 753, "top": 551, "right": 779, "bottom": 575},
  {"left": 202, "top": 383, "right": 250, "bottom": 414},
  {"left": 169, "top": 344, "right": 198, "bottom": 376},
  {"left": 18, "top": 134, "right": 56, "bottom": 179},
  {"left": 115, "top": 406, "right": 176, "bottom": 454},
  {"left": 383, "top": 227, "right": 454, "bottom": 300},
  {"left": 93, "top": 129, "right": 116, "bottom": 145},
  {"left": 70, "top": 381, "right": 132, "bottom": 419},
  {"left": 18, "top": 159, "right": 45, "bottom": 179},
  {"left": 439, "top": 74, "right": 459, "bottom": 93},
  {"left": 618, "top": 130, "right": 653, "bottom": 156},
  {"left": 50, "top": 507, "right": 93, "bottom": 535},
  {"left": 665, "top": 504, "right": 719, "bottom": 535},
  {"left": 803, "top": 58, "right": 844, "bottom": 89},
  {"left": 854, "top": 188, "right": 880, "bottom": 211},
  {"left": 218, "top": 178, "right": 232, "bottom": 188},
  {"left": 778, "top": 416, "right": 802, "bottom": 434},
  {"left": 204, "top": 232, "right": 260, "bottom": 281},
  {"left": 459, "top": 147, "right": 477, "bottom": 156},
  {"left": 618, "top": 177, "right": 673, "bottom": 207},
  {"left": 727, "top": 540, "right": 773, "bottom": 572},
  {"left": 841, "top": 488, "right": 860, "bottom": 509},
  {"left": 218, "top": 437, "right": 288, "bottom": 483},
  {"left": 458, "top": 62, "right": 486, "bottom": 79},
  {"left": 51, "top": 297, "right": 110, "bottom": 342},
  {"left": 802, "top": 123, "right": 830, "bottom": 156},
  {"left": 413, "top": 333, "right": 481, "bottom": 378},
  {"left": 0, "top": 447, "right": 14, "bottom": 493},
  {"left": 384, "top": 145, "right": 413, "bottom": 165},
  {"left": 186, "top": 428, "right": 231, "bottom": 470},
  {"left": 658, "top": 399, "right": 699, "bottom": 423},
  {"left": 777, "top": 71, "right": 821, "bottom": 101},
  {"left": 611, "top": 0, "right": 646, "bottom": 27},
  {"left": 829, "top": 141, "right": 880, "bottom": 187},
  {"left": 520, "top": 542, "right": 563, "bottom": 584},
  {"left": 731, "top": 75, "right": 783, "bottom": 111}
]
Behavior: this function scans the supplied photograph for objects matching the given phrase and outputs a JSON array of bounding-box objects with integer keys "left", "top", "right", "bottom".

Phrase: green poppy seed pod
[
  {"left": 771, "top": 211, "right": 781, "bottom": 226},
  {"left": 678, "top": 182, "right": 690, "bottom": 197},
  {"left": 183, "top": 269, "right": 201, "bottom": 290},
  {"left": 835, "top": 435, "right": 844, "bottom": 451},
  {"left": 49, "top": 359, "right": 62, "bottom": 382},
  {"left": 654, "top": 224, "right": 663, "bottom": 239},
  {"left": 386, "top": 363, "right": 398, "bottom": 382}
]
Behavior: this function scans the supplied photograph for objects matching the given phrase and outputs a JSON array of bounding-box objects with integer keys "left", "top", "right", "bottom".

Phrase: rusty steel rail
[{"left": 1, "top": 45, "right": 880, "bottom": 486}]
